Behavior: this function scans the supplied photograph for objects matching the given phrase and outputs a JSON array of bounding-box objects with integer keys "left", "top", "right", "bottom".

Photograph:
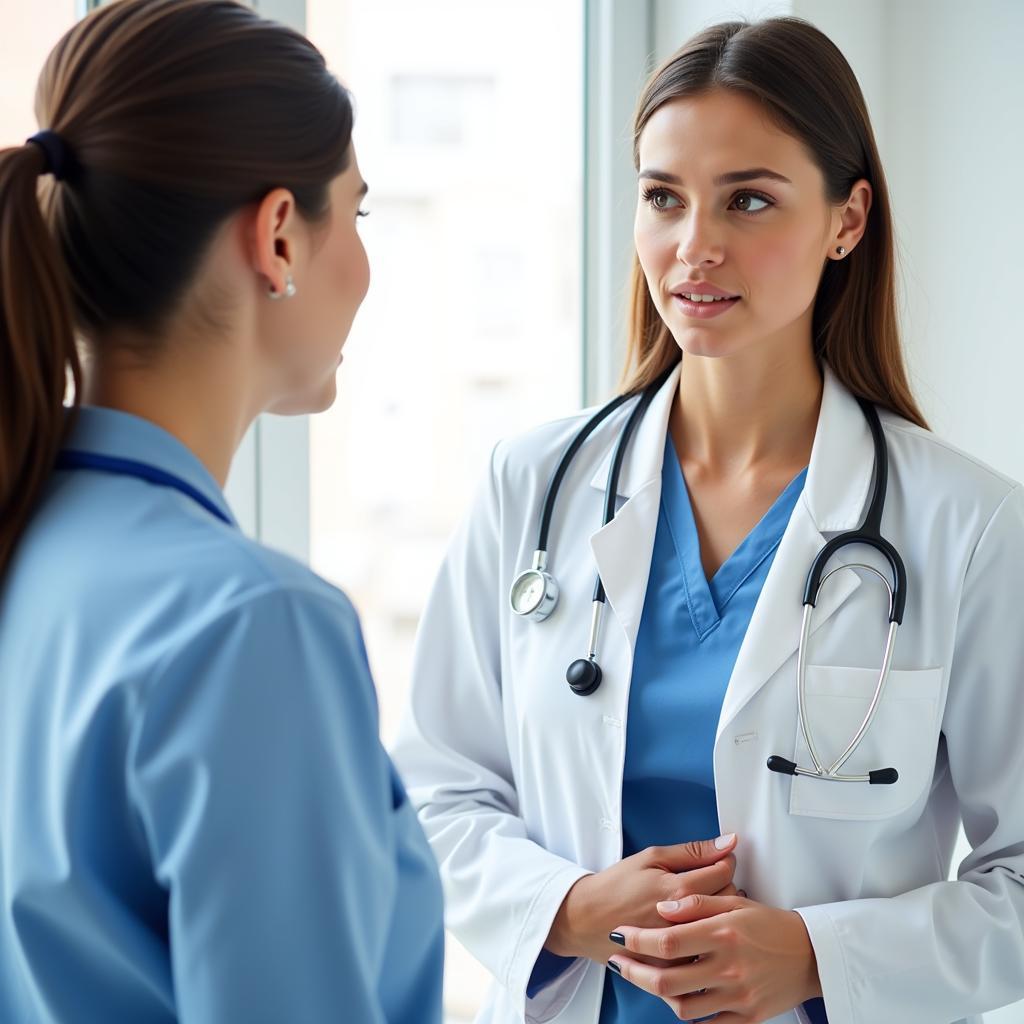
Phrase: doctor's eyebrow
[{"left": 637, "top": 167, "right": 794, "bottom": 187}]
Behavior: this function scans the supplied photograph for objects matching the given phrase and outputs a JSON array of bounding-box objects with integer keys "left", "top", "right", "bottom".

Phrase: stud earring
[
  {"left": 268, "top": 273, "right": 296, "bottom": 300},
  {"left": 836, "top": 246, "right": 847, "bottom": 256}
]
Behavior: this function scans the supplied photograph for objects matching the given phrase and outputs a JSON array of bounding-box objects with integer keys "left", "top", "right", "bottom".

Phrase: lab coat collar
[
  {"left": 801, "top": 362, "right": 875, "bottom": 532},
  {"left": 587, "top": 360, "right": 874, "bottom": 535},
  {"left": 61, "top": 405, "right": 238, "bottom": 528},
  {"left": 587, "top": 364, "right": 681, "bottom": 499},
  {"left": 586, "top": 359, "right": 875, "bottom": 725}
]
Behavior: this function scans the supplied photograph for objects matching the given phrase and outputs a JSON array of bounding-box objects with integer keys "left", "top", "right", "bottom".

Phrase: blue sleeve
[
  {"left": 527, "top": 949, "right": 578, "bottom": 998},
  {"left": 128, "top": 585, "right": 408, "bottom": 1024}
]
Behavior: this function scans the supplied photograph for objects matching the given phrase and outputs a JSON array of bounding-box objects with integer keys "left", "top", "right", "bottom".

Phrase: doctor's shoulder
[
  {"left": 875, "top": 405, "right": 1021, "bottom": 535},
  {"left": 486, "top": 399, "right": 630, "bottom": 508}
]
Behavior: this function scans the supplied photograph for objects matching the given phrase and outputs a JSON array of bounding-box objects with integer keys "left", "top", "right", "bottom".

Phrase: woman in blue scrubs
[{"left": 0, "top": 1, "right": 443, "bottom": 1021}]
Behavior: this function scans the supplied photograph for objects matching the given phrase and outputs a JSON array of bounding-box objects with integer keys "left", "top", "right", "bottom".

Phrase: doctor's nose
[{"left": 675, "top": 211, "right": 725, "bottom": 268}]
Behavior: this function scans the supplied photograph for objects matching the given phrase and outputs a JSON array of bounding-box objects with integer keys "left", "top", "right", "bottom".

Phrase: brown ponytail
[
  {"left": 620, "top": 17, "right": 929, "bottom": 431},
  {"left": 0, "top": 143, "right": 81, "bottom": 578},
  {"left": 0, "top": 0, "right": 354, "bottom": 578}
]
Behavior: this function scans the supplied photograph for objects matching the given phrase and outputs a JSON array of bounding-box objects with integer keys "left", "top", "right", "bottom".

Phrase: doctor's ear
[
  {"left": 249, "top": 187, "right": 299, "bottom": 297},
  {"left": 830, "top": 177, "right": 871, "bottom": 259}
]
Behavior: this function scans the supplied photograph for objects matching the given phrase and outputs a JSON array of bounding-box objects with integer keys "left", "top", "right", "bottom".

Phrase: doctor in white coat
[{"left": 392, "top": 17, "right": 1024, "bottom": 1024}]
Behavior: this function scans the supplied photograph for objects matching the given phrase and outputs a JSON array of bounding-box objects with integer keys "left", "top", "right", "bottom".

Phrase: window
[{"left": 303, "top": 1, "right": 583, "bottom": 1018}]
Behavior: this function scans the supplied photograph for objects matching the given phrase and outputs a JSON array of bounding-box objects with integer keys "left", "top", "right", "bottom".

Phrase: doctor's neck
[{"left": 672, "top": 344, "right": 822, "bottom": 478}]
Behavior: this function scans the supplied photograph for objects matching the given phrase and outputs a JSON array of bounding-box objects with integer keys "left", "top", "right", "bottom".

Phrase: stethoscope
[{"left": 509, "top": 366, "right": 908, "bottom": 786}]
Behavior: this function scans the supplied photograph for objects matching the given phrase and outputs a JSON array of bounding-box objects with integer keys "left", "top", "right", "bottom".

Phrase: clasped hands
[{"left": 545, "top": 834, "right": 822, "bottom": 1022}]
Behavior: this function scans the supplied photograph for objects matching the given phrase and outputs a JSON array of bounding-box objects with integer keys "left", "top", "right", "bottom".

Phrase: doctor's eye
[
  {"left": 731, "top": 191, "right": 774, "bottom": 215},
  {"left": 641, "top": 186, "right": 681, "bottom": 211},
  {"left": 356, "top": 208, "right": 370, "bottom": 219}
]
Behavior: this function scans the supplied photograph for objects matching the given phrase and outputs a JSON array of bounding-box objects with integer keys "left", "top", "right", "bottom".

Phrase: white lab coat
[{"left": 392, "top": 363, "right": 1024, "bottom": 1024}]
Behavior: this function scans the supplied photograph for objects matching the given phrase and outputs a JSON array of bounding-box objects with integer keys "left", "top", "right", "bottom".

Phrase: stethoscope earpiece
[{"left": 566, "top": 658, "right": 602, "bottom": 696}]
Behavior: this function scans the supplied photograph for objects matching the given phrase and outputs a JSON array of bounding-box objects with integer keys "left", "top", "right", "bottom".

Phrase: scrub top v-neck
[{"left": 599, "top": 434, "right": 813, "bottom": 1024}]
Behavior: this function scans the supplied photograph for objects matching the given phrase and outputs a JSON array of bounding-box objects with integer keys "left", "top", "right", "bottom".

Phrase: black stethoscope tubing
[
  {"left": 801, "top": 396, "right": 907, "bottom": 625},
  {"left": 513, "top": 368, "right": 907, "bottom": 788}
]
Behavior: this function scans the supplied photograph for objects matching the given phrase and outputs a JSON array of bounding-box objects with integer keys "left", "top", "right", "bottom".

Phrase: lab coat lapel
[
  {"left": 587, "top": 366, "right": 680, "bottom": 652},
  {"left": 715, "top": 365, "right": 876, "bottom": 741},
  {"left": 715, "top": 499, "right": 860, "bottom": 741}
]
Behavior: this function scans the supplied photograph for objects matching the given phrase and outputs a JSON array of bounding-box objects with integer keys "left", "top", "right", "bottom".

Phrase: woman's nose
[{"left": 675, "top": 208, "right": 724, "bottom": 267}]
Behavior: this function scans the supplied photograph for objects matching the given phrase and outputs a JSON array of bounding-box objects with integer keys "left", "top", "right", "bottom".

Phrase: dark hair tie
[{"left": 26, "top": 129, "right": 80, "bottom": 183}]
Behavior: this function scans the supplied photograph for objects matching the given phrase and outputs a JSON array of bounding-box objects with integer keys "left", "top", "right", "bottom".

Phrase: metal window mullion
[{"left": 582, "top": 0, "right": 655, "bottom": 407}]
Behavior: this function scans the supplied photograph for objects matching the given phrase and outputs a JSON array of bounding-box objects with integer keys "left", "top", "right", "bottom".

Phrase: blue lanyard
[{"left": 55, "top": 450, "right": 233, "bottom": 527}]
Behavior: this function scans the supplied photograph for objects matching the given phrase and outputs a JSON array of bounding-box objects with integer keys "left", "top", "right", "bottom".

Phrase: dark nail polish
[
  {"left": 609, "top": 931, "right": 626, "bottom": 946},
  {"left": 607, "top": 959, "right": 622, "bottom": 975}
]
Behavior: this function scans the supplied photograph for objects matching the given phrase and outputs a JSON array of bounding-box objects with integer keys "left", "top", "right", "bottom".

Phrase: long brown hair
[
  {"left": 621, "top": 16, "right": 927, "bottom": 431},
  {"left": 0, "top": 0, "right": 353, "bottom": 578}
]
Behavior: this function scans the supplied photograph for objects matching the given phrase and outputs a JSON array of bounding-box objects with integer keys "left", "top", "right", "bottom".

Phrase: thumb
[
  {"left": 656, "top": 891, "right": 745, "bottom": 923},
  {"left": 651, "top": 832, "right": 737, "bottom": 872}
]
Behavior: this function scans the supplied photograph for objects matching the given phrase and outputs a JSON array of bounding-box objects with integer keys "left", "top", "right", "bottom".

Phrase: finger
[
  {"left": 717, "top": 883, "right": 739, "bottom": 897},
  {"left": 644, "top": 833, "right": 737, "bottom": 873},
  {"left": 656, "top": 892, "right": 746, "bottom": 924},
  {"left": 610, "top": 921, "right": 707, "bottom": 962},
  {"left": 664, "top": 984, "right": 738, "bottom": 1022},
  {"left": 660, "top": 854, "right": 735, "bottom": 902},
  {"left": 606, "top": 953, "right": 710, "bottom": 999}
]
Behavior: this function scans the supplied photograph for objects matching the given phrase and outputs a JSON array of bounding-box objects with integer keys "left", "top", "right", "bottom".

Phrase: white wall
[{"left": 879, "top": 0, "right": 1024, "bottom": 484}]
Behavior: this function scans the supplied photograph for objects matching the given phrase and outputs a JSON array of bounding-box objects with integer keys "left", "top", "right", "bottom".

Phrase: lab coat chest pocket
[{"left": 788, "top": 665, "right": 944, "bottom": 821}]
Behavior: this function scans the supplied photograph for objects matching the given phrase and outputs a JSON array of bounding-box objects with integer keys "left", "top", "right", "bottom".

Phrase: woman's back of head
[{"left": 0, "top": 0, "right": 354, "bottom": 577}]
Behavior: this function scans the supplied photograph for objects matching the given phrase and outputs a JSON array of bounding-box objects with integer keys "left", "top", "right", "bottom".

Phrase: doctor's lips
[{"left": 670, "top": 280, "right": 741, "bottom": 319}]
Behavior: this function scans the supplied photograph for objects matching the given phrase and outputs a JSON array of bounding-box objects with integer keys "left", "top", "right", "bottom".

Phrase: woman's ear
[
  {"left": 833, "top": 177, "right": 872, "bottom": 256},
  {"left": 249, "top": 187, "right": 298, "bottom": 295}
]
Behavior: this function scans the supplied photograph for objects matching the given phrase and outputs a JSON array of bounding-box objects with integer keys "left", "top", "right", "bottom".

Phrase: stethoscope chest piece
[
  {"left": 509, "top": 551, "right": 559, "bottom": 622},
  {"left": 507, "top": 367, "right": 674, "bottom": 696},
  {"left": 566, "top": 657, "right": 602, "bottom": 696}
]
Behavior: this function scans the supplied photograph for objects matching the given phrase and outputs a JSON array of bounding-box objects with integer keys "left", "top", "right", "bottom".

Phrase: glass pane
[{"left": 304, "top": 2, "right": 583, "bottom": 1019}]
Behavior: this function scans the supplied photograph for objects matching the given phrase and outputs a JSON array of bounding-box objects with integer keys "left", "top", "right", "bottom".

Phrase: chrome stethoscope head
[
  {"left": 508, "top": 368, "right": 674, "bottom": 695},
  {"left": 509, "top": 550, "right": 559, "bottom": 622}
]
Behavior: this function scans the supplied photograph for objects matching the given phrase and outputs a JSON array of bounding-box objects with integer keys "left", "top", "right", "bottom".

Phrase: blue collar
[{"left": 59, "top": 406, "right": 238, "bottom": 528}]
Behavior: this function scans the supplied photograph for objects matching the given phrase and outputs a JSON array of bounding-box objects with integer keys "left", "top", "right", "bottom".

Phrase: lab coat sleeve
[
  {"left": 391, "top": 444, "right": 594, "bottom": 1023},
  {"left": 127, "top": 585, "right": 442, "bottom": 1024},
  {"left": 795, "top": 483, "right": 1024, "bottom": 1024}
]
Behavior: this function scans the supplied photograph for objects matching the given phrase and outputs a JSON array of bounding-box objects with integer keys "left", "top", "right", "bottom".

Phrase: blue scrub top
[
  {"left": 597, "top": 435, "right": 823, "bottom": 1024},
  {"left": 0, "top": 407, "right": 444, "bottom": 1024}
]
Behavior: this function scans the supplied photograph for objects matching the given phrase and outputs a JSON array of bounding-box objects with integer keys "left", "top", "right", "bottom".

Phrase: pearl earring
[
  {"left": 836, "top": 246, "right": 847, "bottom": 256},
  {"left": 268, "top": 274, "right": 296, "bottom": 300}
]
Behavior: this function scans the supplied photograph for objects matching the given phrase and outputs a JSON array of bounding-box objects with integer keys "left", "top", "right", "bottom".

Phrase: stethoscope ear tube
[
  {"left": 770, "top": 398, "right": 907, "bottom": 787},
  {"left": 803, "top": 535, "right": 907, "bottom": 625}
]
